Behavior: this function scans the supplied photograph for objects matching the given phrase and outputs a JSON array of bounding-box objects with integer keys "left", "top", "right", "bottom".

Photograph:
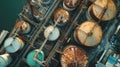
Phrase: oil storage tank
[
  {"left": 54, "top": 8, "right": 70, "bottom": 26},
  {"left": 74, "top": 21, "right": 103, "bottom": 46},
  {"left": 61, "top": 45, "right": 88, "bottom": 67},
  {"left": 15, "top": 21, "right": 31, "bottom": 34},
  {"left": 63, "top": 0, "right": 80, "bottom": 11},
  {"left": 86, "top": 0, "right": 117, "bottom": 21},
  {"left": 0, "top": 54, "right": 12, "bottom": 67},
  {"left": 4, "top": 37, "right": 24, "bottom": 53},
  {"left": 26, "top": 49, "right": 44, "bottom": 67}
]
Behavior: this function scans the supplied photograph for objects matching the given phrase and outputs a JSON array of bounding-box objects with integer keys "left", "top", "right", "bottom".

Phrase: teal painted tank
[{"left": 26, "top": 49, "right": 44, "bottom": 67}]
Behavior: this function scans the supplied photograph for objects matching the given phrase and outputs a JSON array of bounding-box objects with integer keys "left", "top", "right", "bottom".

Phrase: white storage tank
[
  {"left": 4, "top": 37, "right": 24, "bottom": 53},
  {"left": 0, "top": 54, "right": 12, "bottom": 67},
  {"left": 44, "top": 25, "right": 60, "bottom": 41}
]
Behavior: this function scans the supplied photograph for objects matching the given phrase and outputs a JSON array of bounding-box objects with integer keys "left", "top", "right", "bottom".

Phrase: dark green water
[{"left": 0, "top": 0, "right": 26, "bottom": 31}]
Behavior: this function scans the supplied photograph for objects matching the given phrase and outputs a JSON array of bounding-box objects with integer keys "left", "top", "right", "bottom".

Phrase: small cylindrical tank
[
  {"left": 32, "top": 7, "right": 40, "bottom": 20},
  {"left": 86, "top": 0, "right": 117, "bottom": 21},
  {"left": 74, "top": 21, "right": 102, "bottom": 46},
  {"left": 61, "top": 45, "right": 88, "bottom": 67},
  {"left": 54, "top": 8, "right": 70, "bottom": 26},
  {"left": 26, "top": 49, "right": 44, "bottom": 67},
  {"left": 44, "top": 25, "right": 60, "bottom": 41},
  {"left": 0, "top": 54, "right": 12, "bottom": 67},
  {"left": 4, "top": 37, "right": 24, "bottom": 53},
  {"left": 63, "top": 0, "right": 80, "bottom": 11},
  {"left": 40, "top": 0, "right": 50, "bottom": 4},
  {"left": 0, "top": 30, "right": 9, "bottom": 45},
  {"left": 15, "top": 21, "right": 31, "bottom": 34}
]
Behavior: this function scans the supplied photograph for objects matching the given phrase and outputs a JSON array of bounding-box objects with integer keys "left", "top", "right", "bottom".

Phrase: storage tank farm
[{"left": 0, "top": 0, "right": 120, "bottom": 67}]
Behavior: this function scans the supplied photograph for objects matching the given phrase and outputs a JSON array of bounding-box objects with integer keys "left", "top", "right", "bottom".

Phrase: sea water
[{"left": 0, "top": 0, "right": 26, "bottom": 31}]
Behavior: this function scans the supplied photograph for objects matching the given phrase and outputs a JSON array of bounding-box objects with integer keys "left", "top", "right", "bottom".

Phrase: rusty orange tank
[
  {"left": 61, "top": 45, "right": 88, "bottom": 67},
  {"left": 15, "top": 21, "right": 31, "bottom": 33},
  {"left": 63, "top": 0, "right": 80, "bottom": 11},
  {"left": 54, "top": 8, "right": 70, "bottom": 25}
]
